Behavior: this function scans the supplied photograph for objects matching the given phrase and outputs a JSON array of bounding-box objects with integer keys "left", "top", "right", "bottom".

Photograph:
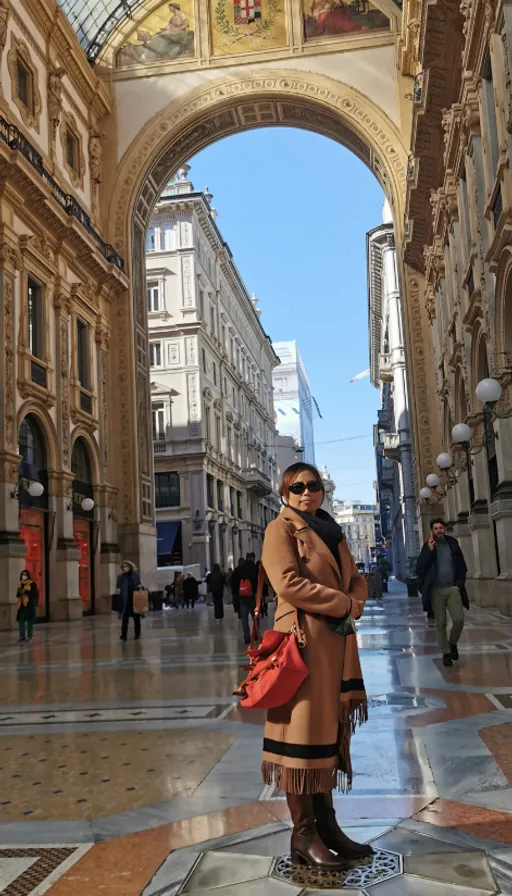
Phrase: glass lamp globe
[
  {"left": 28, "top": 481, "right": 44, "bottom": 498},
  {"left": 426, "top": 473, "right": 440, "bottom": 488},
  {"left": 476, "top": 377, "right": 502, "bottom": 404},
  {"left": 452, "top": 423, "right": 471, "bottom": 444},
  {"left": 436, "top": 452, "right": 453, "bottom": 470},
  {"left": 81, "top": 498, "right": 95, "bottom": 512},
  {"left": 420, "top": 487, "right": 432, "bottom": 500}
]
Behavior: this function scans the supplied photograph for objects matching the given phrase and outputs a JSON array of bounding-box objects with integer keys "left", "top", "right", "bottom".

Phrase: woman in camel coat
[{"left": 260, "top": 463, "right": 371, "bottom": 870}]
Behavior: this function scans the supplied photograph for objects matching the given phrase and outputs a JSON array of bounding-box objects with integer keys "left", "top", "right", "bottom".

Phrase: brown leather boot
[
  {"left": 312, "top": 791, "right": 374, "bottom": 859},
  {"left": 287, "top": 793, "right": 348, "bottom": 870}
]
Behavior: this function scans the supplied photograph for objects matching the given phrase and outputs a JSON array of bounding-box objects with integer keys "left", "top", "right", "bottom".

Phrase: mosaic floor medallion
[{"left": 271, "top": 851, "right": 401, "bottom": 889}]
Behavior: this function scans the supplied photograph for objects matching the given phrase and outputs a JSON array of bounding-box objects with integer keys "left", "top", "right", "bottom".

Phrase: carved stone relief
[
  {"left": 182, "top": 255, "right": 193, "bottom": 307},
  {"left": 185, "top": 336, "right": 196, "bottom": 366},
  {"left": 187, "top": 371, "right": 200, "bottom": 436}
]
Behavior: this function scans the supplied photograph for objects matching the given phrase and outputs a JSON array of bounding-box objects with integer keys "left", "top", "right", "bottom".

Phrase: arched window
[
  {"left": 504, "top": 270, "right": 512, "bottom": 358},
  {"left": 18, "top": 415, "right": 46, "bottom": 471},
  {"left": 71, "top": 438, "right": 92, "bottom": 484}
]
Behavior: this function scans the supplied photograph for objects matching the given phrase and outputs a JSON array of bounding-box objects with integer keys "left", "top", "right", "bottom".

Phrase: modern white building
[
  {"left": 333, "top": 500, "right": 377, "bottom": 569},
  {"left": 368, "top": 200, "right": 419, "bottom": 583},
  {"left": 272, "top": 341, "right": 316, "bottom": 464},
  {"left": 147, "top": 167, "right": 280, "bottom": 572}
]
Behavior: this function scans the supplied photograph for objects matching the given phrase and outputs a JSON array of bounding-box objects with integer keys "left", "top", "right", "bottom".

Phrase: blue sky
[{"left": 189, "top": 128, "right": 384, "bottom": 502}]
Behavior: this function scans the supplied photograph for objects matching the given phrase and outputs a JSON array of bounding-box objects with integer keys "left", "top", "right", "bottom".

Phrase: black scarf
[{"left": 293, "top": 507, "right": 344, "bottom": 571}]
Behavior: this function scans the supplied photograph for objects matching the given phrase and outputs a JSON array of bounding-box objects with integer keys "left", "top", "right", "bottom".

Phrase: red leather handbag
[{"left": 233, "top": 564, "right": 309, "bottom": 709}]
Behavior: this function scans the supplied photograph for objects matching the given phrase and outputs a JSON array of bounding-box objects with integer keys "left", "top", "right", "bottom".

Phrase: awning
[{"left": 156, "top": 521, "right": 180, "bottom": 556}]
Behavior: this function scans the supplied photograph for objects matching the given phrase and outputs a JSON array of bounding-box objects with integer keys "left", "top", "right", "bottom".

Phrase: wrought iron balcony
[
  {"left": 80, "top": 390, "right": 93, "bottom": 415},
  {"left": 31, "top": 359, "right": 47, "bottom": 389},
  {"left": 154, "top": 439, "right": 172, "bottom": 456}
]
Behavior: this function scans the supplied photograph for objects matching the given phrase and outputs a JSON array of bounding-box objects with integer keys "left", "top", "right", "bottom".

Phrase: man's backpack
[{"left": 239, "top": 578, "right": 253, "bottom": 597}]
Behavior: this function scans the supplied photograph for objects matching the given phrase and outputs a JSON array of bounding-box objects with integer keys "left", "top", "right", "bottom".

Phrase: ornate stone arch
[
  {"left": 16, "top": 402, "right": 59, "bottom": 472},
  {"left": 70, "top": 427, "right": 102, "bottom": 486},
  {"left": 454, "top": 365, "right": 469, "bottom": 424},
  {"left": 494, "top": 245, "right": 512, "bottom": 362},
  {"left": 470, "top": 321, "right": 490, "bottom": 403},
  {"left": 106, "top": 67, "right": 409, "bottom": 541}
]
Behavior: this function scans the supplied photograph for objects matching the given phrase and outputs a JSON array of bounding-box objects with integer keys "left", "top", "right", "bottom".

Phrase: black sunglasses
[{"left": 288, "top": 480, "right": 323, "bottom": 495}]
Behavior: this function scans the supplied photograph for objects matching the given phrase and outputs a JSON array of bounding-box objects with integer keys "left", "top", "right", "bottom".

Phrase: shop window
[
  {"left": 77, "top": 318, "right": 90, "bottom": 389},
  {"left": 28, "top": 277, "right": 43, "bottom": 359},
  {"left": 154, "top": 471, "right": 180, "bottom": 508}
]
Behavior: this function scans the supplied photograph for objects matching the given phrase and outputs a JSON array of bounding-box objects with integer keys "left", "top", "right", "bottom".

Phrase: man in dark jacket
[
  {"left": 416, "top": 518, "right": 469, "bottom": 667},
  {"left": 231, "top": 552, "right": 259, "bottom": 644}
]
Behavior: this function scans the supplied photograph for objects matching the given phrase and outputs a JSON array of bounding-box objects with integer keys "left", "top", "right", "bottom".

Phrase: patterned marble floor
[{"left": 1, "top": 581, "right": 512, "bottom": 893}]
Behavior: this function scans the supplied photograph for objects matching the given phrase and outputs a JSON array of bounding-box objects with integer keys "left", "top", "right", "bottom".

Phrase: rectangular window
[
  {"left": 27, "top": 277, "right": 42, "bottom": 359},
  {"left": 212, "top": 362, "right": 217, "bottom": 386},
  {"left": 146, "top": 229, "right": 156, "bottom": 252},
  {"left": 217, "top": 479, "right": 224, "bottom": 511},
  {"left": 237, "top": 491, "right": 242, "bottom": 518},
  {"left": 230, "top": 487, "right": 235, "bottom": 517},
  {"left": 161, "top": 224, "right": 175, "bottom": 251},
  {"left": 204, "top": 404, "right": 211, "bottom": 441},
  {"left": 482, "top": 53, "right": 500, "bottom": 179},
  {"left": 154, "top": 471, "right": 180, "bottom": 508},
  {"left": 152, "top": 403, "right": 165, "bottom": 440},
  {"left": 147, "top": 280, "right": 160, "bottom": 313},
  {"left": 16, "top": 57, "right": 32, "bottom": 111},
  {"left": 210, "top": 306, "right": 215, "bottom": 335},
  {"left": 215, "top": 415, "right": 221, "bottom": 450},
  {"left": 207, "top": 473, "right": 214, "bottom": 509},
  {"left": 66, "top": 129, "right": 80, "bottom": 174},
  {"left": 149, "top": 342, "right": 162, "bottom": 367},
  {"left": 202, "top": 348, "right": 207, "bottom": 374},
  {"left": 221, "top": 325, "right": 226, "bottom": 348},
  {"left": 227, "top": 427, "right": 233, "bottom": 461},
  {"left": 77, "top": 318, "right": 90, "bottom": 389},
  {"left": 198, "top": 289, "right": 204, "bottom": 317}
]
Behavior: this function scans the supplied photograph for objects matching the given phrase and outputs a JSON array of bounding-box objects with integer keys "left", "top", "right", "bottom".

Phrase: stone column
[
  {"left": 490, "top": 413, "right": 512, "bottom": 615},
  {"left": 52, "top": 472, "right": 82, "bottom": 621},
  {"left": 468, "top": 446, "right": 497, "bottom": 608},
  {"left": 96, "top": 485, "right": 119, "bottom": 615},
  {"left": 0, "top": 235, "right": 26, "bottom": 630}
]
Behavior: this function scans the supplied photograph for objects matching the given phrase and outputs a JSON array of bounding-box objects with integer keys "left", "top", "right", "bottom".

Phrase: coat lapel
[{"left": 282, "top": 509, "right": 343, "bottom": 584}]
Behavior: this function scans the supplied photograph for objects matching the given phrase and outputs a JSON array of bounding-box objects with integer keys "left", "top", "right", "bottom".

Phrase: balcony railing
[
  {"left": 80, "top": 390, "right": 93, "bottom": 415},
  {"left": 243, "top": 467, "right": 272, "bottom": 497},
  {"left": 154, "top": 439, "right": 172, "bottom": 455},
  {"left": 31, "top": 359, "right": 47, "bottom": 389},
  {"left": 0, "top": 116, "right": 124, "bottom": 271}
]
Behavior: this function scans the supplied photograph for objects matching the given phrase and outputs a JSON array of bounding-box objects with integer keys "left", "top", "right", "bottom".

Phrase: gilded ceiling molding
[{"left": 108, "top": 69, "right": 408, "bottom": 260}]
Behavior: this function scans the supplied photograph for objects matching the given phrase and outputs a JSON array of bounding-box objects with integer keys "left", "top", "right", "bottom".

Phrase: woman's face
[
  {"left": 121, "top": 564, "right": 129, "bottom": 574},
  {"left": 21, "top": 572, "right": 28, "bottom": 581},
  {"left": 286, "top": 469, "right": 324, "bottom": 514}
]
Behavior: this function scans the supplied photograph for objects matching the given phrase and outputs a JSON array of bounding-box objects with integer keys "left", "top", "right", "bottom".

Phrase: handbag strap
[{"left": 250, "top": 563, "right": 303, "bottom": 650}]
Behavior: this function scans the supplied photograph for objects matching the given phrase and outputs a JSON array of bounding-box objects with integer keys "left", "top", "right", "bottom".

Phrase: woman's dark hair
[
  {"left": 279, "top": 463, "right": 324, "bottom": 503},
  {"left": 212, "top": 563, "right": 221, "bottom": 573}
]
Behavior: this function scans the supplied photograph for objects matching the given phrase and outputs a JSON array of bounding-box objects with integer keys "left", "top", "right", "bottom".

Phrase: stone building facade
[
  {"left": 333, "top": 500, "right": 378, "bottom": 569},
  {"left": 407, "top": 0, "right": 512, "bottom": 614},
  {"left": 147, "top": 170, "right": 280, "bottom": 572},
  {"left": 369, "top": 200, "right": 419, "bottom": 582}
]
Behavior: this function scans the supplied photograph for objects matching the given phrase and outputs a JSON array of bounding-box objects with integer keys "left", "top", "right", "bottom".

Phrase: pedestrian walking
[
  {"left": 207, "top": 564, "right": 226, "bottom": 621},
  {"left": 173, "top": 571, "right": 185, "bottom": 608},
  {"left": 16, "top": 570, "right": 38, "bottom": 642},
  {"left": 117, "top": 560, "right": 142, "bottom": 641},
  {"left": 416, "top": 517, "right": 469, "bottom": 666},
  {"left": 231, "top": 552, "right": 259, "bottom": 644},
  {"left": 183, "top": 573, "right": 199, "bottom": 608},
  {"left": 260, "top": 462, "right": 371, "bottom": 868}
]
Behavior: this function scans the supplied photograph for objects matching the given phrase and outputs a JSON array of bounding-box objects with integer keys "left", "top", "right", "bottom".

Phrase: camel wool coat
[{"left": 261, "top": 506, "right": 368, "bottom": 794}]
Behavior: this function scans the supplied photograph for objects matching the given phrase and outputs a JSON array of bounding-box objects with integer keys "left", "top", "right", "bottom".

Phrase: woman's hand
[{"left": 351, "top": 599, "right": 365, "bottom": 620}]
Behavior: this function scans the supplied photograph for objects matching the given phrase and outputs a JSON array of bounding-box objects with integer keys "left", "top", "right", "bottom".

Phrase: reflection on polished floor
[{"left": 2, "top": 581, "right": 512, "bottom": 894}]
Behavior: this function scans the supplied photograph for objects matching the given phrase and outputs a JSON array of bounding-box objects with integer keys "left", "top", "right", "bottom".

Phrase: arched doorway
[
  {"left": 107, "top": 72, "right": 415, "bottom": 579},
  {"left": 18, "top": 414, "right": 49, "bottom": 622},
  {"left": 71, "top": 437, "right": 96, "bottom": 615}
]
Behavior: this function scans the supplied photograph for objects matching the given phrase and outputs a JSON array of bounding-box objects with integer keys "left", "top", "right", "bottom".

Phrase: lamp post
[{"left": 420, "top": 377, "right": 511, "bottom": 503}]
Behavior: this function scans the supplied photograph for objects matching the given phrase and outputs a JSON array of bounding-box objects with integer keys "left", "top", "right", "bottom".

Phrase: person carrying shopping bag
[{"left": 16, "top": 570, "right": 38, "bottom": 642}]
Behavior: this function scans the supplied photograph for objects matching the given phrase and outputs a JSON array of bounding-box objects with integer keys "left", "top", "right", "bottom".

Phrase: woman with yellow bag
[{"left": 16, "top": 570, "right": 38, "bottom": 643}]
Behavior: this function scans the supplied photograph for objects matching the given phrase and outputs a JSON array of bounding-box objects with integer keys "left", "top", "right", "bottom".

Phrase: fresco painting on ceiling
[
  {"left": 303, "top": 0, "right": 389, "bottom": 41},
  {"left": 211, "top": 0, "right": 287, "bottom": 56},
  {"left": 116, "top": 0, "right": 195, "bottom": 66}
]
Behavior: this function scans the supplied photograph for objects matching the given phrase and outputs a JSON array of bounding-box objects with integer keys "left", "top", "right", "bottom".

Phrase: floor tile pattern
[{"left": 0, "top": 846, "right": 89, "bottom": 895}]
